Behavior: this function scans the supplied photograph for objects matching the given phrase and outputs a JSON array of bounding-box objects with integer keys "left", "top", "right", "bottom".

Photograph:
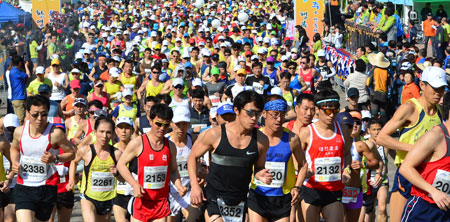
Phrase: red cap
[
  {"left": 70, "top": 79, "right": 81, "bottom": 89},
  {"left": 245, "top": 51, "right": 252, "bottom": 56},
  {"left": 189, "top": 38, "right": 195, "bottom": 44}
]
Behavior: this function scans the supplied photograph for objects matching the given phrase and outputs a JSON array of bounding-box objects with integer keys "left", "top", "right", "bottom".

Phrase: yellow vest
[
  {"left": 146, "top": 81, "right": 164, "bottom": 97},
  {"left": 117, "top": 103, "right": 138, "bottom": 121}
]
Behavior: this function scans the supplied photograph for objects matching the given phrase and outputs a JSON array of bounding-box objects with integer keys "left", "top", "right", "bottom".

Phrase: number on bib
[
  {"left": 177, "top": 157, "right": 189, "bottom": 178},
  {"left": 255, "top": 161, "right": 285, "bottom": 188},
  {"left": 91, "top": 171, "right": 115, "bottom": 192},
  {"left": 217, "top": 197, "right": 244, "bottom": 222},
  {"left": 432, "top": 169, "right": 450, "bottom": 196},
  {"left": 342, "top": 187, "right": 360, "bottom": 203},
  {"left": 144, "top": 166, "right": 167, "bottom": 189},
  {"left": 20, "top": 156, "right": 47, "bottom": 182},
  {"left": 314, "top": 157, "right": 341, "bottom": 182}
]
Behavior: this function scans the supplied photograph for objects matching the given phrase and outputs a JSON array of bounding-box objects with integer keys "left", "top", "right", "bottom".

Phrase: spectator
[
  {"left": 400, "top": 70, "right": 420, "bottom": 104},
  {"left": 435, "top": 19, "right": 446, "bottom": 61},
  {"left": 10, "top": 56, "right": 31, "bottom": 124},
  {"left": 436, "top": 5, "right": 447, "bottom": 19},
  {"left": 407, "top": 20, "right": 418, "bottom": 44},
  {"left": 423, "top": 13, "right": 436, "bottom": 57},
  {"left": 367, "top": 52, "right": 390, "bottom": 123},
  {"left": 420, "top": 3, "right": 432, "bottom": 21},
  {"left": 376, "top": 7, "right": 397, "bottom": 42},
  {"left": 344, "top": 59, "right": 370, "bottom": 106}
]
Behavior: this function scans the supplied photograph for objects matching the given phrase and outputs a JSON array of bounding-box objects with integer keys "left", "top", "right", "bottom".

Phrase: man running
[
  {"left": 188, "top": 90, "right": 272, "bottom": 222},
  {"left": 68, "top": 117, "right": 123, "bottom": 222},
  {"left": 399, "top": 92, "right": 450, "bottom": 221},
  {"left": 10, "top": 95, "right": 75, "bottom": 222},
  {"left": 117, "top": 104, "right": 187, "bottom": 222},
  {"left": 248, "top": 95, "right": 307, "bottom": 222},
  {"left": 377, "top": 66, "right": 447, "bottom": 222},
  {"left": 297, "top": 89, "right": 352, "bottom": 222},
  {"left": 134, "top": 96, "right": 156, "bottom": 137}
]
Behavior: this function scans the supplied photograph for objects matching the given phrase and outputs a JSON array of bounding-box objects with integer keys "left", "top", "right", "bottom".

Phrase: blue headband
[
  {"left": 316, "top": 98, "right": 339, "bottom": 104},
  {"left": 264, "top": 99, "right": 287, "bottom": 112}
]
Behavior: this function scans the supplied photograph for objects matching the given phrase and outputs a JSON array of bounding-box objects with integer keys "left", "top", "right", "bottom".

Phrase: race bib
[
  {"left": 144, "top": 68, "right": 151, "bottom": 74},
  {"left": 192, "top": 124, "right": 207, "bottom": 130},
  {"left": 314, "top": 157, "right": 341, "bottom": 182},
  {"left": 177, "top": 157, "right": 188, "bottom": 178},
  {"left": 252, "top": 82, "right": 264, "bottom": 95},
  {"left": 321, "top": 71, "right": 328, "bottom": 80},
  {"left": 20, "top": 156, "right": 47, "bottom": 182},
  {"left": 217, "top": 197, "right": 245, "bottom": 222},
  {"left": 124, "top": 84, "right": 134, "bottom": 90},
  {"left": 56, "top": 164, "right": 66, "bottom": 183},
  {"left": 255, "top": 161, "right": 285, "bottom": 188},
  {"left": 117, "top": 180, "right": 128, "bottom": 193},
  {"left": 432, "top": 169, "right": 450, "bottom": 196},
  {"left": 143, "top": 166, "right": 167, "bottom": 189},
  {"left": 209, "top": 95, "right": 221, "bottom": 107},
  {"left": 91, "top": 171, "right": 115, "bottom": 192},
  {"left": 342, "top": 186, "right": 360, "bottom": 203}
]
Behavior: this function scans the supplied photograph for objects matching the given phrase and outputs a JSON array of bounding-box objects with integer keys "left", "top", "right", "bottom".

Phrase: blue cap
[
  {"left": 180, "top": 22, "right": 185, "bottom": 27},
  {"left": 153, "top": 23, "right": 158, "bottom": 30},
  {"left": 217, "top": 103, "right": 235, "bottom": 115},
  {"left": 38, "top": 84, "right": 51, "bottom": 94},
  {"left": 185, "top": 62, "right": 193, "bottom": 68},
  {"left": 336, "top": 112, "right": 354, "bottom": 125},
  {"left": 183, "top": 33, "right": 189, "bottom": 37}
]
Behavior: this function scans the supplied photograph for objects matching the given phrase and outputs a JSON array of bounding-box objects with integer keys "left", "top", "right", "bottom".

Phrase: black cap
[
  {"left": 427, "top": 12, "right": 432, "bottom": 16},
  {"left": 347, "top": 88, "right": 359, "bottom": 98},
  {"left": 38, "top": 84, "right": 51, "bottom": 94},
  {"left": 336, "top": 112, "right": 354, "bottom": 125},
  {"left": 212, "top": 54, "right": 219, "bottom": 61}
]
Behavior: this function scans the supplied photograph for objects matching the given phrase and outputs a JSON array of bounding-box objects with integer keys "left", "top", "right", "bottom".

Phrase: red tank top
[
  {"left": 411, "top": 124, "right": 450, "bottom": 204},
  {"left": 87, "top": 119, "right": 94, "bottom": 136},
  {"left": 137, "top": 134, "right": 171, "bottom": 200},
  {"left": 287, "top": 120, "right": 295, "bottom": 131},
  {"left": 57, "top": 148, "right": 71, "bottom": 193},
  {"left": 305, "top": 122, "right": 345, "bottom": 191},
  {"left": 92, "top": 92, "right": 108, "bottom": 108},
  {"left": 300, "top": 68, "right": 313, "bottom": 94}
]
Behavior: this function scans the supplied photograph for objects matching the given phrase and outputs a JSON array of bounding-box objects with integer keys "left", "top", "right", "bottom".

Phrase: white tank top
[
  {"left": 48, "top": 72, "right": 67, "bottom": 101},
  {"left": 351, "top": 138, "right": 362, "bottom": 162},
  {"left": 168, "top": 133, "right": 192, "bottom": 192},
  {"left": 169, "top": 98, "right": 189, "bottom": 109},
  {"left": 18, "top": 120, "right": 58, "bottom": 187}
]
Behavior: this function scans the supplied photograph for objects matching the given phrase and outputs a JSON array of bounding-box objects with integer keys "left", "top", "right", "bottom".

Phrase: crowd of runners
[{"left": 0, "top": 0, "right": 450, "bottom": 221}]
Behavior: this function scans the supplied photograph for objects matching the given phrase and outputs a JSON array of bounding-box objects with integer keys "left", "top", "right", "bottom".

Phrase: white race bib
[
  {"left": 192, "top": 124, "right": 207, "bottom": 130},
  {"left": 177, "top": 157, "right": 188, "bottom": 178},
  {"left": 142, "top": 127, "right": 151, "bottom": 134},
  {"left": 252, "top": 82, "right": 264, "bottom": 95},
  {"left": 255, "top": 161, "right": 285, "bottom": 188},
  {"left": 143, "top": 166, "right": 167, "bottom": 189},
  {"left": 314, "top": 157, "right": 341, "bottom": 182},
  {"left": 91, "top": 171, "right": 115, "bottom": 192},
  {"left": 144, "top": 69, "right": 151, "bottom": 74},
  {"left": 124, "top": 84, "right": 134, "bottom": 90},
  {"left": 217, "top": 197, "right": 245, "bottom": 222},
  {"left": 209, "top": 95, "right": 221, "bottom": 107},
  {"left": 20, "top": 156, "right": 47, "bottom": 182},
  {"left": 432, "top": 169, "right": 450, "bottom": 196},
  {"left": 321, "top": 71, "right": 328, "bottom": 80},
  {"left": 117, "top": 180, "right": 128, "bottom": 193},
  {"left": 342, "top": 186, "right": 360, "bottom": 203}
]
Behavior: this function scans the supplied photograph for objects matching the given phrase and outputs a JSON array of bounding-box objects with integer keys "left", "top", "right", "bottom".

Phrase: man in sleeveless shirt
[
  {"left": 134, "top": 96, "right": 156, "bottom": 137},
  {"left": 248, "top": 95, "right": 307, "bottom": 222},
  {"left": 297, "top": 89, "right": 352, "bottom": 222},
  {"left": 10, "top": 95, "right": 75, "bottom": 222},
  {"left": 72, "top": 100, "right": 103, "bottom": 145},
  {"left": 117, "top": 104, "right": 187, "bottom": 222},
  {"left": 188, "top": 90, "right": 273, "bottom": 222},
  {"left": 399, "top": 92, "right": 450, "bottom": 221},
  {"left": 377, "top": 66, "right": 447, "bottom": 222}
]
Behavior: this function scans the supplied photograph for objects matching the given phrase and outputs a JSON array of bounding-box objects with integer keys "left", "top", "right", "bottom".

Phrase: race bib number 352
[
  {"left": 314, "top": 157, "right": 341, "bottom": 182},
  {"left": 144, "top": 166, "right": 167, "bottom": 189}
]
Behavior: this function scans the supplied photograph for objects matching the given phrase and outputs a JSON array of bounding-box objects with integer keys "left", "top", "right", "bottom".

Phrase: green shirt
[
  {"left": 443, "top": 24, "right": 450, "bottom": 43},
  {"left": 29, "top": 40, "right": 39, "bottom": 59},
  {"left": 26, "top": 78, "right": 53, "bottom": 95},
  {"left": 379, "top": 16, "right": 396, "bottom": 32},
  {"left": 359, "top": 55, "right": 369, "bottom": 64},
  {"left": 313, "top": 40, "right": 322, "bottom": 58}
]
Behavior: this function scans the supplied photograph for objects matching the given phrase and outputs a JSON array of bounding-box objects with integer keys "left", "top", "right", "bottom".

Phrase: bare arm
[
  {"left": 357, "top": 141, "right": 379, "bottom": 170},
  {"left": 88, "top": 67, "right": 96, "bottom": 82},
  {"left": 253, "top": 131, "right": 272, "bottom": 184},
  {"left": 10, "top": 126, "right": 23, "bottom": 176},
  {"left": 72, "top": 121, "right": 87, "bottom": 145},
  {"left": 290, "top": 133, "right": 306, "bottom": 187},
  {"left": 117, "top": 136, "right": 145, "bottom": 197},
  {"left": 51, "top": 128, "right": 76, "bottom": 163},
  {"left": 168, "top": 141, "right": 185, "bottom": 195}
]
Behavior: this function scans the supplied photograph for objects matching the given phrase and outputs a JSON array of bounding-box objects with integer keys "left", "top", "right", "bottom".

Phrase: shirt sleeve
[
  {"left": 380, "top": 17, "right": 395, "bottom": 32},
  {"left": 111, "top": 106, "right": 120, "bottom": 118}
]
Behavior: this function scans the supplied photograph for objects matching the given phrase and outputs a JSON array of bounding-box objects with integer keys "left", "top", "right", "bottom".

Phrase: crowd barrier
[
  {"left": 344, "top": 20, "right": 380, "bottom": 54},
  {"left": 324, "top": 46, "right": 355, "bottom": 88}
]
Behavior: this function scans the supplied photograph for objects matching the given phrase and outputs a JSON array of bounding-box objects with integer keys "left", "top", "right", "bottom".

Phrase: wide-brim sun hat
[{"left": 367, "top": 52, "right": 390, "bottom": 68}]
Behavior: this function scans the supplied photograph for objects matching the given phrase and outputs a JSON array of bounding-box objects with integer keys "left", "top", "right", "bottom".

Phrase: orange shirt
[
  {"left": 374, "top": 68, "right": 388, "bottom": 93},
  {"left": 99, "top": 70, "right": 110, "bottom": 81},
  {"left": 401, "top": 82, "right": 420, "bottom": 104},
  {"left": 423, "top": 19, "right": 436, "bottom": 37}
]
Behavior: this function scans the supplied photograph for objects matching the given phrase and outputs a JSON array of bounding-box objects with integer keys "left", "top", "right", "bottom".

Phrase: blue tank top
[
  {"left": 200, "top": 62, "right": 211, "bottom": 77},
  {"left": 48, "top": 100, "right": 59, "bottom": 117},
  {"left": 263, "top": 67, "right": 278, "bottom": 85},
  {"left": 289, "top": 74, "right": 302, "bottom": 91},
  {"left": 251, "top": 130, "right": 294, "bottom": 196}
]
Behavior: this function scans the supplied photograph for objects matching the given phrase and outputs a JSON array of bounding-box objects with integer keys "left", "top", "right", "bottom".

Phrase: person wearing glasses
[
  {"left": 297, "top": 89, "right": 352, "bottom": 222},
  {"left": 71, "top": 100, "right": 103, "bottom": 146},
  {"left": 67, "top": 117, "right": 123, "bottom": 222},
  {"left": 117, "top": 104, "right": 187, "bottom": 222},
  {"left": 248, "top": 95, "right": 306, "bottom": 222},
  {"left": 87, "top": 78, "right": 111, "bottom": 110},
  {"left": 137, "top": 65, "right": 170, "bottom": 100},
  {"left": 10, "top": 95, "right": 75, "bottom": 222},
  {"left": 298, "top": 56, "right": 321, "bottom": 94},
  {"left": 47, "top": 58, "right": 69, "bottom": 104},
  {"left": 336, "top": 111, "right": 379, "bottom": 222},
  {"left": 188, "top": 90, "right": 273, "bottom": 222}
]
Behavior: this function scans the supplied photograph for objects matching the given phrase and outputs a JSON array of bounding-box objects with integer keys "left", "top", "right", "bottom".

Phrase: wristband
[
  {"left": 294, "top": 186, "right": 302, "bottom": 192},
  {"left": 345, "top": 167, "right": 351, "bottom": 175}
]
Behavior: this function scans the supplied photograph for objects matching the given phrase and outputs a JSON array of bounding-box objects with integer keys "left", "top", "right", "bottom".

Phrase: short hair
[
  {"left": 368, "top": 118, "right": 383, "bottom": 128},
  {"left": 388, "top": 40, "right": 396, "bottom": 48},
  {"left": 265, "top": 94, "right": 286, "bottom": 103},
  {"left": 355, "top": 59, "right": 367, "bottom": 72},
  {"left": 233, "top": 90, "right": 264, "bottom": 112},
  {"left": 152, "top": 65, "right": 162, "bottom": 72},
  {"left": 87, "top": 100, "right": 103, "bottom": 109},
  {"left": 11, "top": 56, "right": 23, "bottom": 66},
  {"left": 301, "top": 56, "right": 310, "bottom": 63},
  {"left": 385, "top": 7, "right": 395, "bottom": 17},
  {"left": 149, "top": 103, "right": 174, "bottom": 121},
  {"left": 191, "top": 88, "right": 205, "bottom": 99},
  {"left": 94, "top": 116, "right": 115, "bottom": 131},
  {"left": 288, "top": 62, "right": 297, "bottom": 68},
  {"left": 358, "top": 47, "right": 366, "bottom": 54},
  {"left": 155, "top": 94, "right": 172, "bottom": 105},
  {"left": 124, "top": 59, "right": 133, "bottom": 66},
  {"left": 252, "top": 61, "right": 263, "bottom": 69},
  {"left": 280, "top": 71, "right": 291, "bottom": 79},
  {"left": 295, "top": 93, "right": 315, "bottom": 106},
  {"left": 145, "top": 96, "right": 157, "bottom": 104},
  {"left": 314, "top": 88, "right": 340, "bottom": 108},
  {"left": 26, "top": 95, "right": 50, "bottom": 112},
  {"left": 144, "top": 48, "right": 151, "bottom": 53}
]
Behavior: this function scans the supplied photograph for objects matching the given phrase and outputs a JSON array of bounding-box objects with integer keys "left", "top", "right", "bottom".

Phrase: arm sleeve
[
  {"left": 111, "top": 106, "right": 120, "bottom": 118},
  {"left": 380, "top": 17, "right": 395, "bottom": 32}
]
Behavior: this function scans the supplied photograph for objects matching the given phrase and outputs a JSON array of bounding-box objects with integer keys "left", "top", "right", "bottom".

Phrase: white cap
[
  {"left": 116, "top": 30, "right": 122, "bottom": 34},
  {"left": 132, "top": 24, "right": 140, "bottom": 29},
  {"left": 134, "top": 36, "right": 142, "bottom": 42},
  {"left": 281, "top": 55, "right": 288, "bottom": 61},
  {"left": 420, "top": 66, "right": 448, "bottom": 88},
  {"left": 241, "top": 26, "right": 247, "bottom": 30},
  {"left": 202, "top": 49, "right": 211, "bottom": 57},
  {"left": 151, "top": 31, "right": 157, "bottom": 37},
  {"left": 257, "top": 47, "right": 266, "bottom": 54},
  {"left": 71, "top": 68, "right": 81, "bottom": 73},
  {"left": 182, "top": 51, "right": 190, "bottom": 58},
  {"left": 36, "top": 66, "right": 45, "bottom": 74},
  {"left": 123, "top": 88, "right": 133, "bottom": 97},
  {"left": 361, "top": 110, "right": 372, "bottom": 119},
  {"left": 263, "top": 37, "right": 270, "bottom": 43},
  {"left": 199, "top": 27, "right": 204, "bottom": 32},
  {"left": 101, "top": 33, "right": 108, "bottom": 38},
  {"left": 3, "top": 114, "right": 19, "bottom": 128},
  {"left": 217, "top": 27, "right": 224, "bottom": 32},
  {"left": 175, "top": 37, "right": 182, "bottom": 42},
  {"left": 137, "top": 30, "right": 143, "bottom": 34},
  {"left": 116, "top": 116, "right": 134, "bottom": 126},
  {"left": 113, "top": 56, "right": 121, "bottom": 62},
  {"left": 89, "top": 25, "right": 96, "bottom": 30},
  {"left": 266, "top": 23, "right": 272, "bottom": 30},
  {"left": 251, "top": 55, "right": 259, "bottom": 60},
  {"left": 317, "top": 49, "right": 325, "bottom": 57},
  {"left": 123, "top": 30, "right": 130, "bottom": 35},
  {"left": 83, "top": 49, "right": 91, "bottom": 54},
  {"left": 257, "top": 36, "right": 263, "bottom": 42},
  {"left": 251, "top": 30, "right": 257, "bottom": 34},
  {"left": 192, "top": 78, "right": 203, "bottom": 87},
  {"left": 172, "top": 106, "right": 191, "bottom": 123},
  {"left": 75, "top": 52, "right": 83, "bottom": 59},
  {"left": 172, "top": 78, "right": 184, "bottom": 87},
  {"left": 238, "top": 56, "right": 245, "bottom": 62},
  {"left": 162, "top": 40, "right": 169, "bottom": 46},
  {"left": 270, "top": 87, "right": 283, "bottom": 96},
  {"left": 270, "top": 38, "right": 279, "bottom": 45},
  {"left": 109, "top": 67, "right": 120, "bottom": 77},
  {"left": 220, "top": 42, "right": 227, "bottom": 48}
]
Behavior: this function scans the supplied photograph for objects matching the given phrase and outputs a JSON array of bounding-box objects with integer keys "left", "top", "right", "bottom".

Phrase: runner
[
  {"left": 248, "top": 95, "right": 307, "bottom": 222},
  {"left": 298, "top": 56, "right": 321, "bottom": 94},
  {"left": 376, "top": 66, "right": 446, "bottom": 222},
  {"left": 0, "top": 128, "right": 12, "bottom": 221},
  {"left": 10, "top": 95, "right": 75, "bottom": 222},
  {"left": 134, "top": 96, "right": 156, "bottom": 137},
  {"left": 297, "top": 89, "right": 352, "bottom": 222},
  {"left": 111, "top": 88, "right": 140, "bottom": 122},
  {"left": 67, "top": 117, "right": 123, "bottom": 222},
  {"left": 398, "top": 92, "right": 450, "bottom": 221},
  {"left": 188, "top": 90, "right": 273, "bottom": 222},
  {"left": 336, "top": 111, "right": 379, "bottom": 222},
  {"left": 116, "top": 104, "right": 187, "bottom": 222},
  {"left": 65, "top": 98, "right": 88, "bottom": 141},
  {"left": 71, "top": 100, "right": 103, "bottom": 145},
  {"left": 167, "top": 106, "right": 201, "bottom": 222},
  {"left": 112, "top": 117, "right": 134, "bottom": 222}
]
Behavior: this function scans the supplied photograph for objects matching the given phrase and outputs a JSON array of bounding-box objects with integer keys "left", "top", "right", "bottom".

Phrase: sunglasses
[
  {"left": 30, "top": 112, "right": 48, "bottom": 119},
  {"left": 174, "top": 85, "right": 183, "bottom": 89},
  {"left": 52, "top": 64, "right": 59, "bottom": 67},
  {"left": 288, "top": 67, "right": 296, "bottom": 70},
  {"left": 354, "top": 120, "right": 362, "bottom": 125},
  {"left": 243, "top": 109, "right": 261, "bottom": 118},
  {"left": 300, "top": 62, "right": 306, "bottom": 64},
  {"left": 152, "top": 71, "right": 160, "bottom": 74},
  {"left": 153, "top": 120, "right": 170, "bottom": 128},
  {"left": 320, "top": 107, "right": 339, "bottom": 116}
]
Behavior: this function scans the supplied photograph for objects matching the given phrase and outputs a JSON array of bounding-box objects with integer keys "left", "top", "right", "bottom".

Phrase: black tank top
[
  {"left": 138, "top": 116, "right": 151, "bottom": 134},
  {"left": 94, "top": 65, "right": 107, "bottom": 79},
  {"left": 206, "top": 124, "right": 258, "bottom": 197}
]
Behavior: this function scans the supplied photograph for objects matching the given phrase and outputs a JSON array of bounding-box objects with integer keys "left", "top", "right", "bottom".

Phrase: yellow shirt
[{"left": 26, "top": 78, "right": 53, "bottom": 95}]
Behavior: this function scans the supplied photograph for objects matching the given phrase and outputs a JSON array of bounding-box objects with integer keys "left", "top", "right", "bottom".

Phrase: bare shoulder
[
  {"left": 298, "top": 124, "right": 311, "bottom": 141},
  {"left": 256, "top": 129, "right": 269, "bottom": 147},
  {"left": 13, "top": 125, "right": 24, "bottom": 139}
]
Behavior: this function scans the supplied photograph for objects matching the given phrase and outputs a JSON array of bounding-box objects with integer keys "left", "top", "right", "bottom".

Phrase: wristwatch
[{"left": 294, "top": 186, "right": 302, "bottom": 192}]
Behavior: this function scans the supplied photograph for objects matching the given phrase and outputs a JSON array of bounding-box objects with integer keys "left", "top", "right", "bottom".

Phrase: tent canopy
[{"left": 0, "top": 2, "right": 27, "bottom": 23}]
